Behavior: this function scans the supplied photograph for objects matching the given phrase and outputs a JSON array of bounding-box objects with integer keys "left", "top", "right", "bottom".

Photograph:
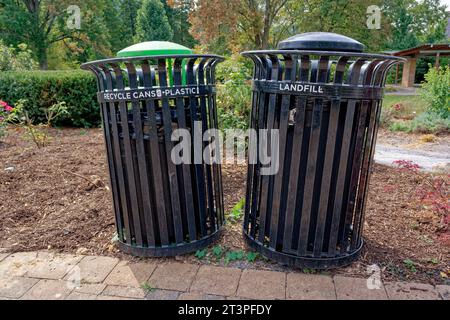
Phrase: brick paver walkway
[{"left": 0, "top": 250, "right": 447, "bottom": 300}]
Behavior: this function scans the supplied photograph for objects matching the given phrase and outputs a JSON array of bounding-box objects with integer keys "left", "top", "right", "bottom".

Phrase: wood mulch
[{"left": 0, "top": 127, "right": 448, "bottom": 285}]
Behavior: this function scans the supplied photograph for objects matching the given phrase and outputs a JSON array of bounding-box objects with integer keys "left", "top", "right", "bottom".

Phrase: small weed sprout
[
  {"left": 403, "top": 259, "right": 417, "bottom": 273},
  {"left": 226, "top": 199, "right": 246, "bottom": 224},
  {"left": 141, "top": 282, "right": 155, "bottom": 294},
  {"left": 11, "top": 99, "right": 69, "bottom": 148}
]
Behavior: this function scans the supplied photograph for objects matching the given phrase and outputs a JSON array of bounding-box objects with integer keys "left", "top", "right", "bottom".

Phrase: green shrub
[
  {"left": 389, "top": 112, "right": 450, "bottom": 134},
  {"left": 409, "top": 112, "right": 450, "bottom": 134},
  {"left": 0, "top": 71, "right": 99, "bottom": 127},
  {"left": 216, "top": 56, "right": 252, "bottom": 130},
  {"left": 420, "top": 65, "right": 450, "bottom": 119},
  {"left": 0, "top": 41, "right": 37, "bottom": 71},
  {"left": 389, "top": 121, "right": 411, "bottom": 132}
]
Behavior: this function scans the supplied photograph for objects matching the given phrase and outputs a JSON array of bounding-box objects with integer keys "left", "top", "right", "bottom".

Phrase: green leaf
[
  {"left": 246, "top": 252, "right": 258, "bottom": 263},
  {"left": 195, "top": 249, "right": 207, "bottom": 260},
  {"left": 212, "top": 246, "right": 223, "bottom": 258}
]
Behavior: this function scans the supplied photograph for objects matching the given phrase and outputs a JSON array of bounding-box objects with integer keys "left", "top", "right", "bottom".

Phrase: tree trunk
[
  {"left": 261, "top": 0, "right": 271, "bottom": 49},
  {"left": 38, "top": 48, "right": 48, "bottom": 70}
]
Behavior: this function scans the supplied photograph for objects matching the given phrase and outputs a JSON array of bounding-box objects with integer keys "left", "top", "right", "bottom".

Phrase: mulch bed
[{"left": 0, "top": 127, "right": 448, "bottom": 285}]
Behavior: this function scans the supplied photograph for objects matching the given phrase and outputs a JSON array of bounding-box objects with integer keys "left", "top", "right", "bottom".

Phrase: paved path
[
  {"left": 0, "top": 250, "right": 448, "bottom": 300},
  {"left": 385, "top": 86, "right": 420, "bottom": 96},
  {"left": 375, "top": 143, "right": 450, "bottom": 172}
]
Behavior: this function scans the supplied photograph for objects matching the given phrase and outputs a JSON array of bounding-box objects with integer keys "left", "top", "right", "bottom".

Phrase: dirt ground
[{"left": 0, "top": 127, "right": 448, "bottom": 285}]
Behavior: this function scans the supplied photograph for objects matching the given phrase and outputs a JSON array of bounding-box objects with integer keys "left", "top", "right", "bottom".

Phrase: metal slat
[
  {"left": 327, "top": 58, "right": 366, "bottom": 256},
  {"left": 110, "top": 63, "right": 143, "bottom": 246},
  {"left": 269, "top": 55, "right": 295, "bottom": 249},
  {"left": 174, "top": 58, "right": 198, "bottom": 241},
  {"left": 258, "top": 55, "right": 281, "bottom": 244},
  {"left": 157, "top": 59, "right": 184, "bottom": 244},
  {"left": 250, "top": 56, "right": 271, "bottom": 239},
  {"left": 90, "top": 66, "right": 124, "bottom": 241},
  {"left": 282, "top": 55, "right": 309, "bottom": 252},
  {"left": 350, "top": 99, "right": 378, "bottom": 249},
  {"left": 197, "top": 58, "right": 215, "bottom": 234},
  {"left": 125, "top": 62, "right": 156, "bottom": 247},
  {"left": 313, "top": 56, "right": 349, "bottom": 256},
  {"left": 210, "top": 59, "right": 225, "bottom": 229},
  {"left": 340, "top": 101, "right": 369, "bottom": 253},
  {"left": 204, "top": 59, "right": 221, "bottom": 230},
  {"left": 141, "top": 61, "right": 170, "bottom": 246},
  {"left": 100, "top": 65, "right": 132, "bottom": 244},
  {"left": 244, "top": 55, "right": 262, "bottom": 233},
  {"left": 297, "top": 56, "right": 329, "bottom": 256}
]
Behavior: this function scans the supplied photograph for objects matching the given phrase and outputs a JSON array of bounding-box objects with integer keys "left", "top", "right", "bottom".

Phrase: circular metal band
[
  {"left": 97, "top": 85, "right": 216, "bottom": 103},
  {"left": 243, "top": 232, "right": 364, "bottom": 270},
  {"left": 252, "top": 80, "right": 384, "bottom": 100},
  {"left": 118, "top": 229, "right": 223, "bottom": 258}
]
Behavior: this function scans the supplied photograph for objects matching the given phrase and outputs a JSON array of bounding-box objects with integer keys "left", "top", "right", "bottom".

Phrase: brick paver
[
  {"left": 102, "top": 285, "right": 147, "bottom": 299},
  {"left": 0, "top": 252, "right": 38, "bottom": 277},
  {"left": 146, "top": 289, "right": 181, "bottom": 300},
  {"left": 73, "top": 283, "right": 107, "bottom": 295},
  {"left": 66, "top": 292, "right": 98, "bottom": 300},
  {"left": 0, "top": 277, "right": 39, "bottom": 299},
  {"left": 21, "top": 279, "right": 73, "bottom": 300},
  {"left": 149, "top": 262, "right": 199, "bottom": 292},
  {"left": 65, "top": 256, "right": 119, "bottom": 284},
  {"left": 26, "top": 252, "right": 83, "bottom": 280},
  {"left": 104, "top": 261, "right": 156, "bottom": 287},
  {"left": 334, "top": 276, "right": 388, "bottom": 300},
  {"left": 191, "top": 266, "right": 242, "bottom": 297},
  {"left": 97, "top": 295, "right": 139, "bottom": 300},
  {"left": 178, "top": 292, "right": 226, "bottom": 300},
  {"left": 436, "top": 285, "right": 450, "bottom": 300},
  {"left": 237, "top": 270, "right": 286, "bottom": 300},
  {"left": 287, "top": 273, "right": 336, "bottom": 300},
  {"left": 385, "top": 282, "right": 441, "bottom": 300},
  {"left": 0, "top": 251, "right": 444, "bottom": 301}
]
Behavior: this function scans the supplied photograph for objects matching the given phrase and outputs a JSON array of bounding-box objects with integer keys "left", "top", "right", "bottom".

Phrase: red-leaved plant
[{"left": 0, "top": 100, "right": 13, "bottom": 139}]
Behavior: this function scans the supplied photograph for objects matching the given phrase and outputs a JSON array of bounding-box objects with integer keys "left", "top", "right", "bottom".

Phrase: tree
[
  {"left": 189, "top": 0, "right": 239, "bottom": 54},
  {"left": 383, "top": 0, "right": 449, "bottom": 50},
  {"left": 189, "top": 0, "right": 291, "bottom": 53},
  {"left": 0, "top": 0, "right": 112, "bottom": 69},
  {"left": 118, "top": 0, "right": 142, "bottom": 48},
  {"left": 164, "top": 0, "right": 196, "bottom": 47},
  {"left": 134, "top": 0, "right": 173, "bottom": 42}
]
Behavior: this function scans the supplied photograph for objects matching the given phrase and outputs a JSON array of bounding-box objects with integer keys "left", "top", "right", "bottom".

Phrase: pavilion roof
[{"left": 384, "top": 44, "right": 450, "bottom": 57}]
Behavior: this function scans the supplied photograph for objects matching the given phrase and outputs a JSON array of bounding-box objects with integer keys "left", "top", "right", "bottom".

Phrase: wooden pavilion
[{"left": 385, "top": 43, "right": 450, "bottom": 87}]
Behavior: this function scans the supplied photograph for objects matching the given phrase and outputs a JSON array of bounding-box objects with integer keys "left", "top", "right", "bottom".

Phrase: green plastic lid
[{"left": 117, "top": 41, "right": 193, "bottom": 58}]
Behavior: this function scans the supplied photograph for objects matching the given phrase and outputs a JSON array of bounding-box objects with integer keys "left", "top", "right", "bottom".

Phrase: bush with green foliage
[
  {"left": 389, "top": 112, "right": 450, "bottom": 134},
  {"left": 0, "top": 71, "right": 99, "bottom": 128},
  {"left": 216, "top": 56, "right": 253, "bottom": 130},
  {"left": 0, "top": 42, "right": 37, "bottom": 71},
  {"left": 420, "top": 65, "right": 450, "bottom": 119}
]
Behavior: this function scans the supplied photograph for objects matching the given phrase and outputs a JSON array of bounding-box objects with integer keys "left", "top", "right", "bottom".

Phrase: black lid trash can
[
  {"left": 81, "top": 42, "right": 225, "bottom": 257},
  {"left": 242, "top": 33, "right": 404, "bottom": 269}
]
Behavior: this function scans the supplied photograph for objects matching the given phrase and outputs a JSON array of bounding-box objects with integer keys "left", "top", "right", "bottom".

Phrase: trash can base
[
  {"left": 244, "top": 232, "right": 363, "bottom": 270},
  {"left": 118, "top": 229, "right": 223, "bottom": 258}
]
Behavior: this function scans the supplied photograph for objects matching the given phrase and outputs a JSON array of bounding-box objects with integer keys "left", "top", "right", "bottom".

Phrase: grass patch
[
  {"left": 381, "top": 95, "right": 449, "bottom": 134},
  {"left": 383, "top": 95, "right": 427, "bottom": 118}
]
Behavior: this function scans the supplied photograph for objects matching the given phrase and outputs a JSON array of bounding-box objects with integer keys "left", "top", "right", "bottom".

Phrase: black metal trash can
[
  {"left": 81, "top": 42, "right": 224, "bottom": 257},
  {"left": 242, "top": 33, "right": 404, "bottom": 269}
]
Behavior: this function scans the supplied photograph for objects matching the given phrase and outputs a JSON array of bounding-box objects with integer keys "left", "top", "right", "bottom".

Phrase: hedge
[{"left": 0, "top": 70, "right": 100, "bottom": 127}]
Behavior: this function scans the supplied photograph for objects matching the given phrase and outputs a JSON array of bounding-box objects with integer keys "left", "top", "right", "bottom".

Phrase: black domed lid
[{"left": 278, "top": 32, "right": 365, "bottom": 52}]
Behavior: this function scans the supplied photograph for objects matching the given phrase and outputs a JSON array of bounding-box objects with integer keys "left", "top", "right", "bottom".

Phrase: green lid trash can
[
  {"left": 117, "top": 41, "right": 193, "bottom": 85},
  {"left": 81, "top": 42, "right": 225, "bottom": 257}
]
